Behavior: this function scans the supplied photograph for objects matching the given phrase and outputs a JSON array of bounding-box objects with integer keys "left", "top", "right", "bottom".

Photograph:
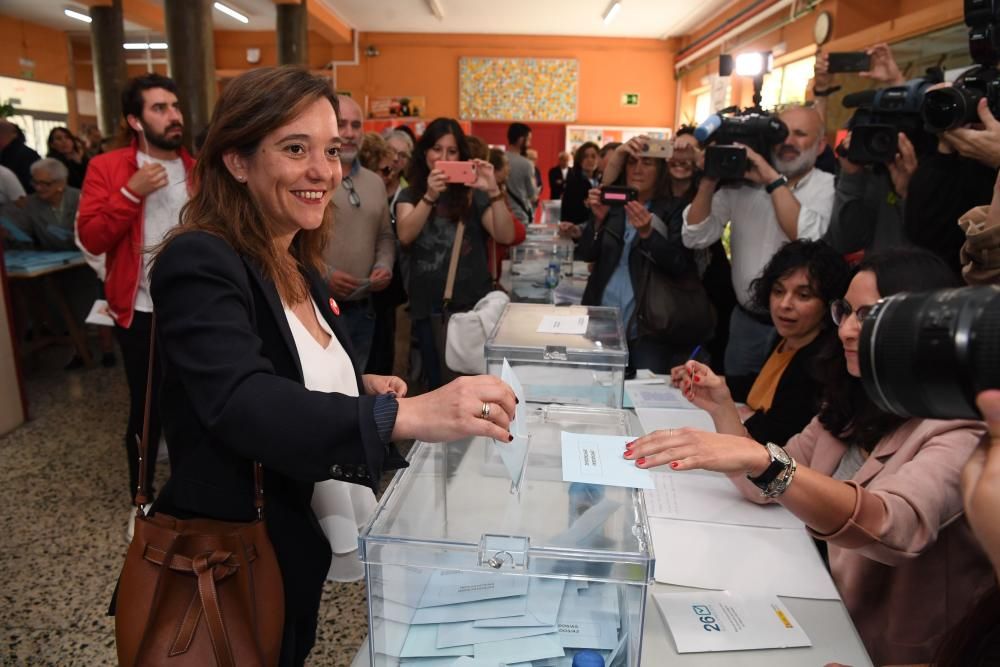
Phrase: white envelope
[{"left": 400, "top": 623, "right": 473, "bottom": 658}]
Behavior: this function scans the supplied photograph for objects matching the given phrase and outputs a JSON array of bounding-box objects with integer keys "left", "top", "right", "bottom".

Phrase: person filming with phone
[
  {"left": 395, "top": 118, "right": 516, "bottom": 389},
  {"left": 560, "top": 136, "right": 709, "bottom": 374}
]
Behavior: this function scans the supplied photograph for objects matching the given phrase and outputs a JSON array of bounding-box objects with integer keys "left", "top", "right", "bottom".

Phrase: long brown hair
[{"left": 161, "top": 66, "right": 340, "bottom": 304}]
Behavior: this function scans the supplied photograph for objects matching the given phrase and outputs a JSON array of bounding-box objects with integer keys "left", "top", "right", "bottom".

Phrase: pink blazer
[{"left": 736, "top": 417, "right": 994, "bottom": 666}]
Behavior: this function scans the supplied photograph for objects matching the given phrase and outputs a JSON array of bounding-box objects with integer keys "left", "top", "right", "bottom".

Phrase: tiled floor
[{"left": 0, "top": 354, "right": 373, "bottom": 666}]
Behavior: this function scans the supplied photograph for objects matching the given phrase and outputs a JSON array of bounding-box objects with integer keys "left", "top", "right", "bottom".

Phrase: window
[{"left": 760, "top": 56, "right": 816, "bottom": 109}]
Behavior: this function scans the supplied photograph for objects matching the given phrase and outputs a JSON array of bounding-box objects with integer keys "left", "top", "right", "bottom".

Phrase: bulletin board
[
  {"left": 459, "top": 57, "right": 578, "bottom": 122},
  {"left": 564, "top": 125, "right": 672, "bottom": 156}
]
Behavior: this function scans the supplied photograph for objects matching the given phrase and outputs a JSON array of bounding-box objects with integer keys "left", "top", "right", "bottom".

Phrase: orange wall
[
  {"left": 330, "top": 32, "right": 678, "bottom": 127},
  {"left": 0, "top": 14, "right": 71, "bottom": 86}
]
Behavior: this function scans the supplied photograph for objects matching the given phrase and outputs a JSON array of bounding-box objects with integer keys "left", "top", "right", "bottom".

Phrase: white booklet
[{"left": 654, "top": 590, "right": 811, "bottom": 653}]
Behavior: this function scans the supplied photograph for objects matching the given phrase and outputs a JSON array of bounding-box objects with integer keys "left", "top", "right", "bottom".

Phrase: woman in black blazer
[
  {"left": 669, "top": 239, "right": 851, "bottom": 446},
  {"left": 559, "top": 141, "right": 601, "bottom": 224},
  {"left": 146, "top": 67, "right": 516, "bottom": 667}
]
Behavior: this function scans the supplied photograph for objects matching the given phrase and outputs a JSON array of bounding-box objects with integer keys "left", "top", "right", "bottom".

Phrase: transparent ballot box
[
  {"left": 485, "top": 303, "right": 627, "bottom": 408},
  {"left": 359, "top": 405, "right": 654, "bottom": 667},
  {"left": 509, "top": 238, "right": 575, "bottom": 304}
]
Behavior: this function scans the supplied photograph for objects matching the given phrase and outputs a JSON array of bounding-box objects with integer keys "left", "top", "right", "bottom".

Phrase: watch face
[{"left": 767, "top": 442, "right": 791, "bottom": 465}]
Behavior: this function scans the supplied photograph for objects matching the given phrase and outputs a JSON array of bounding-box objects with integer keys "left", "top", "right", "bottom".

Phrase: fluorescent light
[
  {"left": 735, "top": 52, "right": 769, "bottom": 76},
  {"left": 123, "top": 42, "right": 169, "bottom": 50},
  {"left": 64, "top": 8, "right": 92, "bottom": 23},
  {"left": 214, "top": 2, "right": 249, "bottom": 24},
  {"left": 425, "top": 0, "right": 445, "bottom": 20},
  {"left": 603, "top": 1, "right": 621, "bottom": 24}
]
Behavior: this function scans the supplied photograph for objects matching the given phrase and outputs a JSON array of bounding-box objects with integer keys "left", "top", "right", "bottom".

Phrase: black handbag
[{"left": 633, "top": 247, "right": 717, "bottom": 345}]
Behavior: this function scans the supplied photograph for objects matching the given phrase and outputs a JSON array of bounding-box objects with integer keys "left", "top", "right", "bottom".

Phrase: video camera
[
  {"left": 841, "top": 73, "right": 941, "bottom": 164},
  {"left": 695, "top": 108, "right": 789, "bottom": 182},
  {"left": 921, "top": 0, "right": 1000, "bottom": 132},
  {"left": 860, "top": 286, "right": 1000, "bottom": 420}
]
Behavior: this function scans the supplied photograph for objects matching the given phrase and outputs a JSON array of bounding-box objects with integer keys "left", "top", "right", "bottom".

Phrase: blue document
[
  {"left": 473, "top": 577, "right": 566, "bottom": 628},
  {"left": 436, "top": 620, "right": 558, "bottom": 649},
  {"left": 400, "top": 623, "right": 474, "bottom": 658},
  {"left": 416, "top": 570, "right": 530, "bottom": 609},
  {"left": 561, "top": 432, "right": 654, "bottom": 489},
  {"left": 472, "top": 633, "right": 565, "bottom": 663}
]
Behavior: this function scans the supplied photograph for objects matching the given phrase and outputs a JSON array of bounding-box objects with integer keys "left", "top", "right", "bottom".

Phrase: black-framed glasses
[
  {"left": 342, "top": 176, "right": 361, "bottom": 207},
  {"left": 830, "top": 299, "right": 874, "bottom": 326}
]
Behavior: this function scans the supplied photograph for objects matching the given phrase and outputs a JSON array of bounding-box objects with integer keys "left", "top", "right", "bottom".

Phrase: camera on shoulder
[
  {"left": 696, "top": 109, "right": 789, "bottom": 182},
  {"left": 841, "top": 73, "right": 941, "bottom": 165}
]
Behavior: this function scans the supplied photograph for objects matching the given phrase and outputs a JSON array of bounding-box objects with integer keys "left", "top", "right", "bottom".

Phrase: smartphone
[
  {"left": 638, "top": 138, "right": 674, "bottom": 159},
  {"left": 436, "top": 160, "right": 478, "bottom": 185},
  {"left": 827, "top": 52, "right": 872, "bottom": 74},
  {"left": 600, "top": 185, "right": 639, "bottom": 205}
]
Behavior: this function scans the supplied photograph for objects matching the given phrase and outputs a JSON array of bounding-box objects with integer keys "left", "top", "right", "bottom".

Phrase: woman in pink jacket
[{"left": 626, "top": 247, "right": 995, "bottom": 666}]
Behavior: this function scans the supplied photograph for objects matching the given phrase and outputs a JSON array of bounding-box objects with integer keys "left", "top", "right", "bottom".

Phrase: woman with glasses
[
  {"left": 626, "top": 247, "right": 993, "bottom": 666},
  {"left": 668, "top": 238, "right": 849, "bottom": 446},
  {"left": 46, "top": 127, "right": 89, "bottom": 189},
  {"left": 396, "top": 117, "right": 516, "bottom": 389}
]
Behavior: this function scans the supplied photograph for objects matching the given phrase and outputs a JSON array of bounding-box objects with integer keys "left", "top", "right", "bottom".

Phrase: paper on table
[
  {"left": 85, "top": 299, "right": 116, "bottom": 327},
  {"left": 536, "top": 314, "right": 589, "bottom": 334},
  {"left": 644, "top": 471, "right": 804, "bottom": 529},
  {"left": 472, "top": 633, "right": 565, "bottom": 663},
  {"left": 654, "top": 590, "right": 811, "bottom": 653},
  {"left": 473, "top": 577, "right": 566, "bottom": 627},
  {"left": 636, "top": 407, "right": 717, "bottom": 434},
  {"left": 417, "top": 570, "right": 530, "bottom": 608},
  {"left": 649, "top": 518, "right": 841, "bottom": 600},
  {"left": 626, "top": 385, "right": 696, "bottom": 410},
  {"left": 561, "top": 432, "right": 654, "bottom": 490}
]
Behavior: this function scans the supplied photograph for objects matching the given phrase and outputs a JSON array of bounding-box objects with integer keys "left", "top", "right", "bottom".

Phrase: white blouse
[{"left": 283, "top": 298, "right": 376, "bottom": 582}]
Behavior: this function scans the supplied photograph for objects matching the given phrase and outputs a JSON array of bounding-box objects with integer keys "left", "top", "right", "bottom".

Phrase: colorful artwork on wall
[{"left": 459, "top": 57, "right": 578, "bottom": 122}]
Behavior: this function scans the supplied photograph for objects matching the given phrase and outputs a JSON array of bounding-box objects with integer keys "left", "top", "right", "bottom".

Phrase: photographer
[
  {"left": 683, "top": 105, "right": 835, "bottom": 375},
  {"left": 816, "top": 46, "right": 916, "bottom": 256}
]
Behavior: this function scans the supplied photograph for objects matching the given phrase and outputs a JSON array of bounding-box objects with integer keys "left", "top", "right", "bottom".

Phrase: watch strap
[
  {"left": 748, "top": 443, "right": 787, "bottom": 489},
  {"left": 766, "top": 176, "right": 789, "bottom": 194}
]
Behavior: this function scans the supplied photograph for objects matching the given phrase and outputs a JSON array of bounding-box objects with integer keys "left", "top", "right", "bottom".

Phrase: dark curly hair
[
  {"left": 406, "top": 117, "right": 472, "bottom": 223},
  {"left": 748, "top": 239, "right": 851, "bottom": 321},
  {"left": 817, "top": 247, "right": 962, "bottom": 451}
]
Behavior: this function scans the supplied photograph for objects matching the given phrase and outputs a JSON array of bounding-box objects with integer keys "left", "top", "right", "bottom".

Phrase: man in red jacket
[{"left": 77, "top": 74, "right": 194, "bottom": 530}]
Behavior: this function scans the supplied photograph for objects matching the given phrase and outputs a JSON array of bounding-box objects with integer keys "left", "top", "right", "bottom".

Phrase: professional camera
[
  {"left": 921, "top": 0, "right": 1000, "bottom": 131},
  {"left": 859, "top": 286, "right": 1000, "bottom": 420},
  {"left": 696, "top": 108, "right": 789, "bottom": 181},
  {"left": 841, "top": 74, "right": 941, "bottom": 164}
]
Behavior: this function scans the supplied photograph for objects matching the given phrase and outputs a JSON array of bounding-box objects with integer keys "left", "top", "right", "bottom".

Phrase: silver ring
[{"left": 480, "top": 402, "right": 491, "bottom": 420}]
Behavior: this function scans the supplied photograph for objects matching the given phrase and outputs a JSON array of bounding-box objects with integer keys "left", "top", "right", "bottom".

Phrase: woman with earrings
[{"left": 395, "top": 117, "right": 516, "bottom": 389}]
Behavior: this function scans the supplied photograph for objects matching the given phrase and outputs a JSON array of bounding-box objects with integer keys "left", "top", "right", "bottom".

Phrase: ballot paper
[
  {"left": 536, "top": 314, "right": 589, "bottom": 334},
  {"left": 625, "top": 384, "right": 696, "bottom": 410},
  {"left": 400, "top": 623, "right": 474, "bottom": 658},
  {"left": 416, "top": 570, "right": 530, "bottom": 608},
  {"left": 643, "top": 470, "right": 804, "bottom": 530},
  {"left": 654, "top": 590, "right": 812, "bottom": 653},
  {"left": 436, "top": 620, "right": 557, "bottom": 649},
  {"left": 411, "top": 593, "right": 527, "bottom": 625},
  {"left": 561, "top": 432, "right": 654, "bottom": 489},
  {"left": 472, "top": 633, "right": 566, "bottom": 663},
  {"left": 493, "top": 360, "right": 530, "bottom": 488},
  {"left": 649, "top": 518, "right": 841, "bottom": 600},
  {"left": 85, "top": 299, "right": 116, "bottom": 327},
  {"left": 635, "top": 407, "right": 717, "bottom": 435},
  {"left": 557, "top": 582, "right": 620, "bottom": 631},
  {"left": 473, "top": 577, "right": 566, "bottom": 627}
]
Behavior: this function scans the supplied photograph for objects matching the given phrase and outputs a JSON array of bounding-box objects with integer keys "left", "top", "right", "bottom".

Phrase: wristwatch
[
  {"left": 765, "top": 175, "right": 789, "bottom": 194},
  {"left": 748, "top": 442, "right": 792, "bottom": 492}
]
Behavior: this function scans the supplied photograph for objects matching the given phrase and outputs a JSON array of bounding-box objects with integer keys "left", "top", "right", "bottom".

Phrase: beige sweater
[{"left": 323, "top": 164, "right": 395, "bottom": 300}]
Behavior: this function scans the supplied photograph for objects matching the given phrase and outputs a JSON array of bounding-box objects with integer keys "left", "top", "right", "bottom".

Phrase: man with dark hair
[
  {"left": 0, "top": 121, "right": 42, "bottom": 193},
  {"left": 505, "top": 122, "right": 536, "bottom": 224},
  {"left": 77, "top": 73, "right": 195, "bottom": 540}
]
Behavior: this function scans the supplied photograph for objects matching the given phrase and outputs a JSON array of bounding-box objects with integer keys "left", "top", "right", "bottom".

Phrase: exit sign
[{"left": 621, "top": 93, "right": 640, "bottom": 106}]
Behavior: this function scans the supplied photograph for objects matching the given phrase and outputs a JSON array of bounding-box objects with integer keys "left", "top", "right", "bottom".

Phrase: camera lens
[
  {"left": 859, "top": 286, "right": 1000, "bottom": 419},
  {"left": 922, "top": 87, "right": 977, "bottom": 132},
  {"left": 867, "top": 129, "right": 897, "bottom": 157}
]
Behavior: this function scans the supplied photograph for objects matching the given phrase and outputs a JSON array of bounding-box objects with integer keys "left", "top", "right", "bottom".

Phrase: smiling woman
[{"left": 135, "top": 67, "right": 518, "bottom": 667}]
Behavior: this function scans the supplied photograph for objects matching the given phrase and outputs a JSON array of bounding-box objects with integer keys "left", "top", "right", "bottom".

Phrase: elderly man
[
  {"left": 683, "top": 105, "right": 835, "bottom": 375},
  {"left": 23, "top": 158, "right": 80, "bottom": 251},
  {"left": 0, "top": 121, "right": 43, "bottom": 194},
  {"left": 548, "top": 151, "right": 570, "bottom": 200}
]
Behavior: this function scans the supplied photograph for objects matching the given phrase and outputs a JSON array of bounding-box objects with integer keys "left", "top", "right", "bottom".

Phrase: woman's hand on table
[
  {"left": 392, "top": 375, "right": 517, "bottom": 444},
  {"left": 362, "top": 374, "right": 407, "bottom": 397},
  {"left": 624, "top": 428, "right": 769, "bottom": 476},
  {"left": 558, "top": 221, "right": 582, "bottom": 240}
]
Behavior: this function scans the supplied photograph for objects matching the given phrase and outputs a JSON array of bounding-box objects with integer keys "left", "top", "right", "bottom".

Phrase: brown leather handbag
[{"left": 114, "top": 322, "right": 284, "bottom": 667}]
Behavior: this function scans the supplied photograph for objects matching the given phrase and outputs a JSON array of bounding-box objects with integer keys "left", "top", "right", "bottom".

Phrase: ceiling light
[
  {"left": 425, "top": 0, "right": 445, "bottom": 20},
  {"left": 602, "top": 1, "right": 621, "bottom": 25},
  {"left": 214, "top": 2, "right": 249, "bottom": 24},
  {"left": 64, "top": 8, "right": 92, "bottom": 23},
  {"left": 123, "top": 42, "right": 168, "bottom": 50}
]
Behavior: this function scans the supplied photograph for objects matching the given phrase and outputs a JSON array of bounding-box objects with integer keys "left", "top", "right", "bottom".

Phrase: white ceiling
[{"left": 6, "top": 0, "right": 732, "bottom": 39}]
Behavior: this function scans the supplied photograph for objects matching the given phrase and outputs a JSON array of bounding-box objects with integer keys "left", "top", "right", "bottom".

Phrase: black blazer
[
  {"left": 728, "top": 331, "right": 830, "bottom": 447},
  {"left": 560, "top": 168, "right": 597, "bottom": 224},
  {"left": 548, "top": 165, "right": 567, "bottom": 200},
  {"left": 576, "top": 197, "right": 696, "bottom": 325},
  {"left": 149, "top": 231, "right": 406, "bottom": 619}
]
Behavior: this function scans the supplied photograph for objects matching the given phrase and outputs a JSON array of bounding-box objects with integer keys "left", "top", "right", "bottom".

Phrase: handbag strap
[
  {"left": 442, "top": 220, "right": 466, "bottom": 309},
  {"left": 135, "top": 319, "right": 265, "bottom": 520}
]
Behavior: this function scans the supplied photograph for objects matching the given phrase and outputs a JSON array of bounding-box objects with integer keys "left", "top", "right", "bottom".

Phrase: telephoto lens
[
  {"left": 859, "top": 286, "right": 1000, "bottom": 420},
  {"left": 922, "top": 86, "right": 982, "bottom": 132}
]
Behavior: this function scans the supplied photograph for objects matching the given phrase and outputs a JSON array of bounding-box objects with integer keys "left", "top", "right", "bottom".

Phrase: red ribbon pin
[{"left": 329, "top": 297, "right": 341, "bottom": 316}]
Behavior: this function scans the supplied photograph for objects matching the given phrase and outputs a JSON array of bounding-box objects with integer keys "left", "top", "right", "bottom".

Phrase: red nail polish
[
  {"left": 694, "top": 376, "right": 701, "bottom": 383},
  {"left": 670, "top": 461, "right": 679, "bottom": 469},
  {"left": 625, "top": 441, "right": 634, "bottom": 450},
  {"left": 636, "top": 457, "right": 646, "bottom": 466},
  {"left": 508, "top": 434, "right": 514, "bottom": 442}
]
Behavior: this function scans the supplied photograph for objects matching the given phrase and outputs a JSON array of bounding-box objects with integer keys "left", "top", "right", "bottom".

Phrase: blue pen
[{"left": 688, "top": 344, "right": 703, "bottom": 361}]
